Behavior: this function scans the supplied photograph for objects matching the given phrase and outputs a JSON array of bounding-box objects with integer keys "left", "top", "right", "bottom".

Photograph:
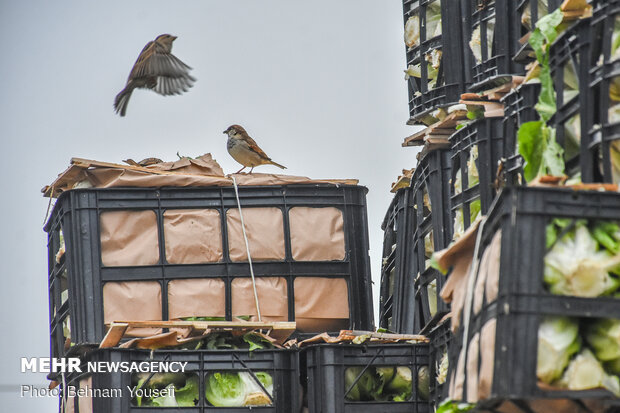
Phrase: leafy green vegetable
[
  {"left": 376, "top": 367, "right": 412, "bottom": 401},
  {"left": 344, "top": 365, "right": 414, "bottom": 402},
  {"left": 544, "top": 222, "right": 620, "bottom": 297},
  {"left": 417, "top": 366, "right": 430, "bottom": 401},
  {"left": 585, "top": 319, "right": 620, "bottom": 372},
  {"left": 559, "top": 349, "right": 620, "bottom": 396},
  {"left": 517, "top": 121, "right": 564, "bottom": 181},
  {"left": 345, "top": 367, "right": 379, "bottom": 401},
  {"left": 528, "top": 9, "right": 563, "bottom": 123},
  {"left": 537, "top": 316, "right": 581, "bottom": 383},
  {"left": 150, "top": 384, "right": 178, "bottom": 407},
  {"left": 174, "top": 375, "right": 200, "bottom": 406},
  {"left": 437, "top": 350, "right": 449, "bottom": 385},
  {"left": 436, "top": 399, "right": 474, "bottom": 413},
  {"left": 205, "top": 372, "right": 246, "bottom": 407}
]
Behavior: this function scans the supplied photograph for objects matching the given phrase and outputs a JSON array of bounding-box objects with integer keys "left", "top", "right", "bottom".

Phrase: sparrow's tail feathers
[
  {"left": 114, "top": 85, "right": 134, "bottom": 117},
  {"left": 269, "top": 160, "right": 286, "bottom": 169}
]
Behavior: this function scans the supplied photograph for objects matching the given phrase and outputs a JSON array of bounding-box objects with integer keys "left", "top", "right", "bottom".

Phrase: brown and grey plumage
[
  {"left": 223, "top": 124, "right": 286, "bottom": 173},
  {"left": 114, "top": 34, "right": 196, "bottom": 116}
]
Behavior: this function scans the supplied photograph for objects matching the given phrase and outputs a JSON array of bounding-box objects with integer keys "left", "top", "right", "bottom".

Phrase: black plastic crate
[
  {"left": 460, "top": 0, "right": 525, "bottom": 90},
  {"left": 58, "top": 347, "right": 300, "bottom": 412},
  {"left": 587, "top": 0, "right": 620, "bottom": 185},
  {"left": 548, "top": 17, "right": 592, "bottom": 181},
  {"left": 378, "top": 188, "right": 416, "bottom": 332},
  {"left": 303, "top": 343, "right": 431, "bottom": 413},
  {"left": 498, "top": 82, "right": 541, "bottom": 186},
  {"left": 449, "top": 117, "right": 504, "bottom": 239},
  {"left": 475, "top": 185, "right": 620, "bottom": 308},
  {"left": 44, "top": 185, "right": 374, "bottom": 358},
  {"left": 447, "top": 186, "right": 620, "bottom": 408},
  {"left": 409, "top": 149, "right": 452, "bottom": 334},
  {"left": 510, "top": 0, "right": 565, "bottom": 65},
  {"left": 403, "top": 0, "right": 468, "bottom": 123},
  {"left": 427, "top": 319, "right": 452, "bottom": 410}
]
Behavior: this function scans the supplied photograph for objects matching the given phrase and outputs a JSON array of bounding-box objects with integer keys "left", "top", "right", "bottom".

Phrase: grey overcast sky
[{"left": 0, "top": 1, "right": 422, "bottom": 410}]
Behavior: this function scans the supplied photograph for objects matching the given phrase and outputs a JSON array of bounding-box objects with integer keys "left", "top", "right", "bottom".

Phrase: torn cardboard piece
[
  {"left": 297, "top": 330, "right": 428, "bottom": 347},
  {"left": 43, "top": 155, "right": 359, "bottom": 198},
  {"left": 403, "top": 110, "right": 467, "bottom": 147},
  {"left": 436, "top": 218, "right": 482, "bottom": 332},
  {"left": 391, "top": 168, "right": 415, "bottom": 192}
]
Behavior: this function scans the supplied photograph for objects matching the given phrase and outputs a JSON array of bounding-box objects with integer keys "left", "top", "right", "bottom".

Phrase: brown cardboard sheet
[
  {"left": 451, "top": 345, "right": 467, "bottom": 401},
  {"left": 44, "top": 155, "right": 359, "bottom": 198},
  {"left": 227, "top": 207, "right": 286, "bottom": 261},
  {"left": 478, "top": 318, "right": 496, "bottom": 400},
  {"left": 168, "top": 278, "right": 226, "bottom": 319},
  {"left": 289, "top": 207, "right": 345, "bottom": 261},
  {"left": 294, "top": 277, "right": 350, "bottom": 333},
  {"left": 103, "top": 281, "right": 162, "bottom": 337},
  {"left": 163, "top": 209, "right": 223, "bottom": 264},
  {"left": 100, "top": 210, "right": 159, "bottom": 266},
  {"left": 146, "top": 153, "right": 225, "bottom": 175},
  {"left": 466, "top": 332, "right": 480, "bottom": 403},
  {"left": 232, "top": 277, "right": 288, "bottom": 322},
  {"left": 436, "top": 219, "right": 481, "bottom": 332},
  {"left": 484, "top": 231, "right": 502, "bottom": 305},
  {"left": 473, "top": 240, "right": 492, "bottom": 316},
  {"left": 64, "top": 396, "right": 74, "bottom": 413}
]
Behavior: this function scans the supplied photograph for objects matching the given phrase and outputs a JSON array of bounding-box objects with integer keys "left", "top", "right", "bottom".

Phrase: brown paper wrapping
[
  {"left": 473, "top": 242, "right": 492, "bottom": 316},
  {"left": 478, "top": 318, "right": 496, "bottom": 400},
  {"left": 493, "top": 401, "right": 527, "bottom": 413},
  {"left": 466, "top": 332, "right": 480, "bottom": 403},
  {"left": 100, "top": 210, "right": 159, "bottom": 267},
  {"left": 226, "top": 208, "right": 286, "bottom": 261},
  {"left": 295, "top": 277, "right": 350, "bottom": 333},
  {"left": 146, "top": 153, "right": 225, "bottom": 175},
  {"left": 103, "top": 281, "right": 162, "bottom": 337},
  {"left": 163, "top": 209, "right": 223, "bottom": 264},
  {"left": 289, "top": 207, "right": 346, "bottom": 261},
  {"left": 232, "top": 277, "right": 288, "bottom": 322},
  {"left": 451, "top": 345, "right": 467, "bottom": 401},
  {"left": 484, "top": 230, "right": 502, "bottom": 304},
  {"left": 64, "top": 395, "right": 74, "bottom": 413},
  {"left": 168, "top": 278, "right": 226, "bottom": 319},
  {"left": 437, "top": 219, "right": 481, "bottom": 332},
  {"left": 83, "top": 169, "right": 357, "bottom": 195},
  {"left": 78, "top": 377, "right": 93, "bottom": 413}
]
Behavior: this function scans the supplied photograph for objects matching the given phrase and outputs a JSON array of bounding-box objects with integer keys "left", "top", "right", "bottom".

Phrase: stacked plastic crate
[
  {"left": 383, "top": 0, "right": 620, "bottom": 411},
  {"left": 44, "top": 166, "right": 382, "bottom": 412}
]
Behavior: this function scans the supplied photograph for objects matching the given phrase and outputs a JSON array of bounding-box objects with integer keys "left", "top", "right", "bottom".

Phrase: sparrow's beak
[
  {"left": 171, "top": 36, "right": 178, "bottom": 40},
  {"left": 222, "top": 130, "right": 227, "bottom": 134}
]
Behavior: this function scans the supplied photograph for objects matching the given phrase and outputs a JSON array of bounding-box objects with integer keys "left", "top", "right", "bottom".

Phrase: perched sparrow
[
  {"left": 223, "top": 125, "right": 286, "bottom": 173},
  {"left": 114, "top": 34, "right": 196, "bottom": 116}
]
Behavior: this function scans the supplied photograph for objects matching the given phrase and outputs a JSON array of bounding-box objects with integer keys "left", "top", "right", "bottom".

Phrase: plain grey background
[{"left": 0, "top": 1, "right": 422, "bottom": 410}]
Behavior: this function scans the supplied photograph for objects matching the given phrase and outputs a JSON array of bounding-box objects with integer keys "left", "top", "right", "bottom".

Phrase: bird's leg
[
  {"left": 235, "top": 166, "right": 247, "bottom": 174},
  {"left": 249, "top": 167, "right": 254, "bottom": 173}
]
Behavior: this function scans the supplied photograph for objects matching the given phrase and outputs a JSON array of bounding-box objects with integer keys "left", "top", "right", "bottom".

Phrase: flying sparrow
[
  {"left": 223, "top": 125, "right": 286, "bottom": 173},
  {"left": 114, "top": 34, "right": 196, "bottom": 116}
]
